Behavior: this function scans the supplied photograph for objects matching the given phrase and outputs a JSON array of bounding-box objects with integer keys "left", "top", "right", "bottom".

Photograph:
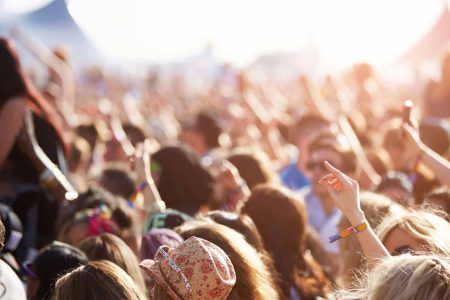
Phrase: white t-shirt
[{"left": 0, "top": 260, "right": 26, "bottom": 300}]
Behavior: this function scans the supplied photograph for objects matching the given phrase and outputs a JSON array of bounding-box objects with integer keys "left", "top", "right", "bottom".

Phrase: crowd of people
[{"left": 1, "top": 29, "right": 450, "bottom": 300}]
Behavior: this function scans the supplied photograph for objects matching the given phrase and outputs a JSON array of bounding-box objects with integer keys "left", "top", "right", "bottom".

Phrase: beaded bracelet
[{"left": 329, "top": 222, "right": 368, "bottom": 243}]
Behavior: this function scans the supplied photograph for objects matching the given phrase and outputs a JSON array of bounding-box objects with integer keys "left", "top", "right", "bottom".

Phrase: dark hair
[
  {"left": 152, "top": 145, "right": 214, "bottom": 215},
  {"left": 0, "top": 38, "right": 66, "bottom": 152},
  {"left": 99, "top": 165, "right": 136, "bottom": 200},
  {"left": 290, "top": 113, "right": 330, "bottom": 143},
  {"left": 206, "top": 211, "right": 265, "bottom": 252},
  {"left": 196, "top": 111, "right": 222, "bottom": 148},
  {"left": 122, "top": 123, "right": 148, "bottom": 147},
  {"left": 242, "top": 184, "right": 329, "bottom": 299},
  {"left": 32, "top": 241, "right": 88, "bottom": 299},
  {"left": 76, "top": 124, "right": 98, "bottom": 151},
  {"left": 227, "top": 151, "right": 276, "bottom": 190}
]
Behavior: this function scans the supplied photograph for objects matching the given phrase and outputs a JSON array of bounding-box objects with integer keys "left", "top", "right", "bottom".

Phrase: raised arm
[
  {"left": 319, "top": 161, "right": 390, "bottom": 268},
  {"left": 403, "top": 124, "right": 450, "bottom": 186},
  {"left": 133, "top": 140, "right": 166, "bottom": 213}
]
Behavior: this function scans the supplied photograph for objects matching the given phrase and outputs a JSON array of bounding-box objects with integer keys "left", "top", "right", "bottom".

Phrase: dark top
[{"left": 5, "top": 112, "right": 64, "bottom": 184}]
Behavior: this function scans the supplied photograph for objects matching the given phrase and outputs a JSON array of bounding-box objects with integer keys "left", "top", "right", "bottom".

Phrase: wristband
[
  {"left": 131, "top": 181, "right": 149, "bottom": 202},
  {"left": 329, "top": 222, "right": 368, "bottom": 243}
]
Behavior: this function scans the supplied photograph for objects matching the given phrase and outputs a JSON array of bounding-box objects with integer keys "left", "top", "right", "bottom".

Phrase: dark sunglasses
[
  {"left": 22, "top": 262, "right": 38, "bottom": 279},
  {"left": 392, "top": 245, "right": 414, "bottom": 256}
]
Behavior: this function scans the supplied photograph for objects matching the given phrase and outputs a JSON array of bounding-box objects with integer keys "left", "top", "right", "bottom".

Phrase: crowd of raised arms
[{"left": 0, "top": 31, "right": 450, "bottom": 300}]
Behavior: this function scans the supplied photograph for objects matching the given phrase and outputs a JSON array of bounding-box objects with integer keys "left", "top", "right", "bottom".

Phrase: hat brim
[{"left": 139, "top": 259, "right": 183, "bottom": 300}]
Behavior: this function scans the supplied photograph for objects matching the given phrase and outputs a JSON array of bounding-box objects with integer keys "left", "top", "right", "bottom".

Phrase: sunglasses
[
  {"left": 392, "top": 245, "right": 414, "bottom": 256},
  {"left": 22, "top": 262, "right": 38, "bottom": 279}
]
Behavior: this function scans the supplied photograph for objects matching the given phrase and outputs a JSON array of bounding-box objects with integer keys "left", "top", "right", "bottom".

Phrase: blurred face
[
  {"left": 179, "top": 128, "right": 205, "bottom": 155},
  {"left": 307, "top": 148, "right": 344, "bottom": 198},
  {"left": 383, "top": 227, "right": 423, "bottom": 255},
  {"left": 296, "top": 125, "right": 332, "bottom": 170},
  {"left": 66, "top": 223, "right": 89, "bottom": 246}
]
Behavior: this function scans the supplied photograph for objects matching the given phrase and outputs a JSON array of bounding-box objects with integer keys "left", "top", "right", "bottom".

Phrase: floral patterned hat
[{"left": 140, "top": 236, "right": 236, "bottom": 300}]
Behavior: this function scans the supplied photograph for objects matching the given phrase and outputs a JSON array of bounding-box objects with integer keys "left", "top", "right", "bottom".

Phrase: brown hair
[
  {"left": 227, "top": 148, "right": 278, "bottom": 190},
  {"left": 53, "top": 260, "right": 146, "bottom": 300},
  {"left": 242, "top": 184, "right": 330, "bottom": 299},
  {"left": 78, "top": 233, "right": 147, "bottom": 296},
  {"left": 152, "top": 283, "right": 172, "bottom": 299},
  {"left": 206, "top": 210, "right": 265, "bottom": 252},
  {"left": 177, "top": 221, "right": 282, "bottom": 300}
]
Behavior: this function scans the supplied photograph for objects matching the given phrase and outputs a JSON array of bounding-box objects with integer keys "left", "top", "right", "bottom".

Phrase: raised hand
[
  {"left": 319, "top": 161, "right": 390, "bottom": 265},
  {"left": 133, "top": 139, "right": 165, "bottom": 213},
  {"left": 319, "top": 161, "right": 364, "bottom": 225},
  {"left": 401, "top": 123, "right": 422, "bottom": 160}
]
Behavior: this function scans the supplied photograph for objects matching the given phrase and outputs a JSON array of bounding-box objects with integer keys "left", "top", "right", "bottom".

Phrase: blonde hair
[
  {"left": 334, "top": 254, "right": 450, "bottom": 300},
  {"left": 177, "top": 220, "right": 282, "bottom": 300},
  {"left": 78, "top": 233, "right": 147, "bottom": 296},
  {"left": 376, "top": 209, "right": 450, "bottom": 256},
  {"left": 338, "top": 192, "right": 404, "bottom": 287},
  {"left": 53, "top": 260, "right": 147, "bottom": 300}
]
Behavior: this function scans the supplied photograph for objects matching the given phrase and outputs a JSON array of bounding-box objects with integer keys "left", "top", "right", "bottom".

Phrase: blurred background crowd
[{"left": 1, "top": 0, "right": 450, "bottom": 299}]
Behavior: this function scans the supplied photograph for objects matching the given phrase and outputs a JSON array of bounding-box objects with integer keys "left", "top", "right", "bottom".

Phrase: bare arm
[
  {"left": 134, "top": 140, "right": 166, "bottom": 213},
  {"left": 18, "top": 109, "right": 77, "bottom": 202},
  {"left": 403, "top": 124, "right": 450, "bottom": 186},
  {"left": 319, "top": 161, "right": 390, "bottom": 269},
  {"left": 0, "top": 98, "right": 26, "bottom": 167}
]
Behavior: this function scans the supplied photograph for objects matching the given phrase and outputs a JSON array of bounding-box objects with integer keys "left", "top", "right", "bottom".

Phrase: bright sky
[{"left": 15, "top": 0, "right": 450, "bottom": 67}]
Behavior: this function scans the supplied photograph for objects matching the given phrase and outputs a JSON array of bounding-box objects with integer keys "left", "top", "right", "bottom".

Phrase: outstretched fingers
[{"left": 324, "top": 161, "right": 349, "bottom": 183}]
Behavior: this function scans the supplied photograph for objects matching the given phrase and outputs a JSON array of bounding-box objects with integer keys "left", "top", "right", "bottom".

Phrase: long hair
[
  {"left": 0, "top": 38, "right": 66, "bottom": 152},
  {"left": 78, "top": 233, "right": 147, "bottom": 296},
  {"left": 177, "top": 221, "right": 282, "bottom": 300},
  {"left": 227, "top": 148, "right": 278, "bottom": 190},
  {"left": 53, "top": 260, "right": 146, "bottom": 300},
  {"left": 334, "top": 254, "right": 450, "bottom": 300},
  {"left": 376, "top": 209, "right": 450, "bottom": 256},
  {"left": 242, "top": 184, "right": 330, "bottom": 299}
]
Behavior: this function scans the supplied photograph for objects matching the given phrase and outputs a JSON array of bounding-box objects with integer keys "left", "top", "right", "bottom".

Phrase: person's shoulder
[{"left": 1, "top": 97, "right": 26, "bottom": 112}]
